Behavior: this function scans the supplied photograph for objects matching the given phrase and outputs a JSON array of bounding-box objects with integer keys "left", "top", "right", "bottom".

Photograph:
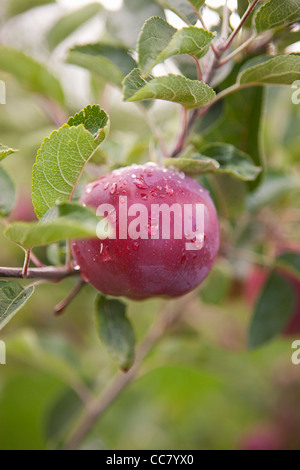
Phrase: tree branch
[
  {"left": 0, "top": 265, "right": 78, "bottom": 280},
  {"left": 64, "top": 294, "right": 195, "bottom": 450}
]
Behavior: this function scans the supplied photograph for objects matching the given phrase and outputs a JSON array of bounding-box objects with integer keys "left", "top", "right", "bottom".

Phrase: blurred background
[{"left": 0, "top": 0, "right": 300, "bottom": 450}]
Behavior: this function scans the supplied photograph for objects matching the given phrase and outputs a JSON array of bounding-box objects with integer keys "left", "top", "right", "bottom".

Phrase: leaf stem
[
  {"left": 191, "top": 55, "right": 203, "bottom": 81},
  {"left": 22, "top": 249, "right": 31, "bottom": 278}
]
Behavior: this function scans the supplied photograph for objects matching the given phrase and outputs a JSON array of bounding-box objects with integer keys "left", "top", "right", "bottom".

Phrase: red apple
[{"left": 72, "top": 163, "right": 220, "bottom": 299}]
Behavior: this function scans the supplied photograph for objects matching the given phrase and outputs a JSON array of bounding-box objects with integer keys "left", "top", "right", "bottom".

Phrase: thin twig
[
  {"left": 54, "top": 279, "right": 86, "bottom": 316},
  {"left": 221, "top": 2, "right": 230, "bottom": 41},
  {"left": 218, "top": 34, "right": 257, "bottom": 66},
  {"left": 170, "top": 107, "right": 188, "bottom": 158},
  {"left": 221, "top": 0, "right": 260, "bottom": 52},
  {"left": 64, "top": 294, "right": 195, "bottom": 450},
  {"left": 0, "top": 265, "right": 78, "bottom": 280}
]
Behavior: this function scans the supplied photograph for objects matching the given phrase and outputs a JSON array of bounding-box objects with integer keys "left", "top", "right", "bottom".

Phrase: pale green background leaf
[
  {"left": 5, "top": 0, "right": 55, "bottom": 18},
  {"left": 0, "top": 167, "right": 16, "bottom": 217},
  {"left": 0, "top": 47, "right": 64, "bottom": 105},
  {"left": 67, "top": 44, "right": 136, "bottom": 88},
  {"left": 47, "top": 3, "right": 102, "bottom": 51}
]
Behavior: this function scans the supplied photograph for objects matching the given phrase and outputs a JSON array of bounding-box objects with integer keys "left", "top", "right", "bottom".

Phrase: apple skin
[
  {"left": 245, "top": 265, "right": 300, "bottom": 336},
  {"left": 72, "top": 163, "right": 220, "bottom": 299}
]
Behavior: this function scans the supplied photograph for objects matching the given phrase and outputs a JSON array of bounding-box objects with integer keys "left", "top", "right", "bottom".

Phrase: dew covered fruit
[{"left": 72, "top": 163, "right": 220, "bottom": 299}]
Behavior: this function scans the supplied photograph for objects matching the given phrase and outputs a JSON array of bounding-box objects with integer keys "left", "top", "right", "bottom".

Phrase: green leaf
[
  {"left": 248, "top": 271, "right": 296, "bottom": 348},
  {"left": 123, "top": 71, "right": 216, "bottom": 108},
  {"left": 95, "top": 296, "right": 136, "bottom": 371},
  {"left": 155, "top": 0, "right": 198, "bottom": 24},
  {"left": 188, "top": 0, "right": 205, "bottom": 11},
  {"left": 138, "top": 17, "right": 176, "bottom": 75},
  {"left": 276, "top": 252, "right": 300, "bottom": 281},
  {"left": 0, "top": 47, "right": 64, "bottom": 105},
  {"left": 4, "top": 202, "right": 106, "bottom": 250},
  {"left": 67, "top": 105, "right": 109, "bottom": 144},
  {"left": 67, "top": 43, "right": 136, "bottom": 88},
  {"left": 106, "top": 0, "right": 164, "bottom": 48},
  {"left": 47, "top": 3, "right": 102, "bottom": 51},
  {"left": 199, "top": 143, "right": 262, "bottom": 181},
  {"left": 0, "top": 281, "right": 35, "bottom": 331},
  {"left": 199, "top": 69, "right": 264, "bottom": 189},
  {"left": 0, "top": 167, "right": 16, "bottom": 217},
  {"left": 5, "top": 0, "right": 55, "bottom": 18},
  {"left": 254, "top": 0, "right": 300, "bottom": 33},
  {"left": 239, "top": 54, "right": 300, "bottom": 85},
  {"left": 165, "top": 144, "right": 262, "bottom": 181},
  {"left": 138, "top": 17, "right": 214, "bottom": 76},
  {"left": 32, "top": 105, "right": 109, "bottom": 219},
  {"left": 0, "top": 144, "right": 18, "bottom": 162}
]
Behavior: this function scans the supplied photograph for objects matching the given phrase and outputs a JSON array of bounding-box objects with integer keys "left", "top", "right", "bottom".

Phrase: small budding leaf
[
  {"left": 4, "top": 202, "right": 105, "bottom": 250},
  {"left": 0, "top": 281, "right": 35, "bottom": 331},
  {"left": 0, "top": 144, "right": 18, "bottom": 162},
  {"left": 95, "top": 296, "right": 136, "bottom": 371},
  {"left": 248, "top": 271, "right": 296, "bottom": 349},
  {"left": 254, "top": 0, "right": 300, "bottom": 33},
  {"left": 123, "top": 71, "right": 216, "bottom": 108},
  {"left": 32, "top": 105, "right": 109, "bottom": 219},
  {"left": 138, "top": 17, "right": 215, "bottom": 76},
  {"left": 239, "top": 54, "right": 300, "bottom": 85},
  {"left": 0, "top": 167, "right": 16, "bottom": 217}
]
